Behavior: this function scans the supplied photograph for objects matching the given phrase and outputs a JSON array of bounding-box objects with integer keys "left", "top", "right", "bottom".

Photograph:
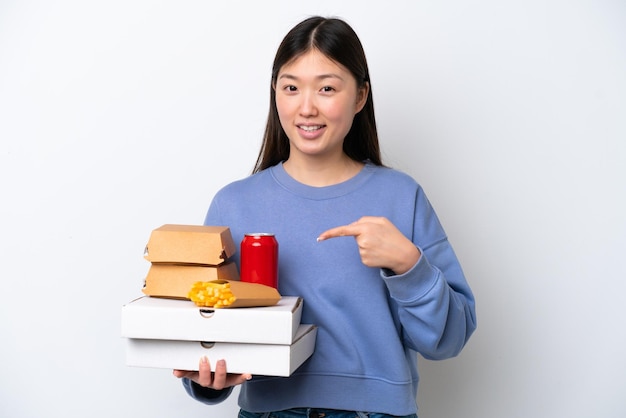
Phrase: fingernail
[
  {"left": 201, "top": 356, "right": 208, "bottom": 364},
  {"left": 316, "top": 236, "right": 323, "bottom": 242},
  {"left": 245, "top": 374, "right": 252, "bottom": 380}
]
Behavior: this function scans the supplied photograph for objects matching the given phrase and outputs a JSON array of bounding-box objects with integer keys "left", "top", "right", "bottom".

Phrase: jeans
[{"left": 238, "top": 408, "right": 418, "bottom": 418}]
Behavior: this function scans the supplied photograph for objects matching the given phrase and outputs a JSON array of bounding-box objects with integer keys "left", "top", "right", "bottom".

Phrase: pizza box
[
  {"left": 125, "top": 324, "right": 317, "bottom": 377},
  {"left": 121, "top": 296, "right": 302, "bottom": 345}
]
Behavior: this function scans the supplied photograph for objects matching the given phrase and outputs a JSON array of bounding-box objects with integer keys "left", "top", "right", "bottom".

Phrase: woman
[{"left": 174, "top": 16, "right": 477, "bottom": 418}]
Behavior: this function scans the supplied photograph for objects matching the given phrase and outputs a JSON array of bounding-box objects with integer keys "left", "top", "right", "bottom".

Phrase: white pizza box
[
  {"left": 121, "top": 296, "right": 303, "bottom": 345},
  {"left": 125, "top": 324, "right": 317, "bottom": 377}
]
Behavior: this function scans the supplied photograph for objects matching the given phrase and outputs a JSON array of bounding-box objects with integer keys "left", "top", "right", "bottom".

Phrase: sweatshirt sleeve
[{"left": 381, "top": 185, "right": 477, "bottom": 360}]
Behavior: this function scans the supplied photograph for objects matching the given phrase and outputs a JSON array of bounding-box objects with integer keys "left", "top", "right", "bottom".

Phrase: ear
[{"left": 355, "top": 81, "right": 370, "bottom": 114}]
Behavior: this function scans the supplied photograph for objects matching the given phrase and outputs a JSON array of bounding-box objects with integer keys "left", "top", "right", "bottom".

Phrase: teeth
[{"left": 300, "top": 125, "right": 322, "bottom": 132}]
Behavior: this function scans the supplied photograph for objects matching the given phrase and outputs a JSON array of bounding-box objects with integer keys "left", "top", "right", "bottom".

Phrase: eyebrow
[{"left": 278, "top": 73, "right": 345, "bottom": 82}]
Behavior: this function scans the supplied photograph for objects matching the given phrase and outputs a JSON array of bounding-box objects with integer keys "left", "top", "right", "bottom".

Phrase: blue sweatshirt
[{"left": 183, "top": 162, "right": 476, "bottom": 415}]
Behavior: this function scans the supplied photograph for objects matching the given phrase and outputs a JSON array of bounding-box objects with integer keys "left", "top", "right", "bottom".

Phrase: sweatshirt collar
[{"left": 269, "top": 162, "right": 377, "bottom": 200}]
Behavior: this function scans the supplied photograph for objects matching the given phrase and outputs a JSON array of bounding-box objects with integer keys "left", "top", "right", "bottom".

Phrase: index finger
[{"left": 317, "top": 223, "right": 360, "bottom": 242}]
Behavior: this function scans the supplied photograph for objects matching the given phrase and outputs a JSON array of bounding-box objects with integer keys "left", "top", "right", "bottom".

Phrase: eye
[
  {"left": 284, "top": 85, "right": 297, "bottom": 92},
  {"left": 321, "top": 86, "right": 335, "bottom": 93}
]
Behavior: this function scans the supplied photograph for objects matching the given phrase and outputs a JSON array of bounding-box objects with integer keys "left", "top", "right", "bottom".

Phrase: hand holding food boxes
[{"left": 121, "top": 224, "right": 316, "bottom": 377}]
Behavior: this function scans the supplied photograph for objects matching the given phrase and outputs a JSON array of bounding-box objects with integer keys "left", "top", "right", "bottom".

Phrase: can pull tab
[{"left": 199, "top": 309, "right": 215, "bottom": 318}]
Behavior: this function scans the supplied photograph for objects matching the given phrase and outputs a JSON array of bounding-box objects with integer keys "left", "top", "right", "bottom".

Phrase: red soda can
[{"left": 240, "top": 233, "right": 278, "bottom": 289}]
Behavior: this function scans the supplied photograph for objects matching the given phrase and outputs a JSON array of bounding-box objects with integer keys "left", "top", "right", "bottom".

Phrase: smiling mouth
[{"left": 298, "top": 125, "right": 324, "bottom": 132}]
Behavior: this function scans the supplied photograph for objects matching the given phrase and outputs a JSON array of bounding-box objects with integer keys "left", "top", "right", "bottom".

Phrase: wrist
[{"left": 389, "top": 245, "right": 421, "bottom": 275}]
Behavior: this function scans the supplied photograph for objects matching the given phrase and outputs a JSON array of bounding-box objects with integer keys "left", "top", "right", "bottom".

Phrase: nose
[{"left": 299, "top": 91, "right": 318, "bottom": 117}]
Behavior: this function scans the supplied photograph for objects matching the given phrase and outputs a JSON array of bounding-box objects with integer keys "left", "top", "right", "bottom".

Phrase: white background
[{"left": 1, "top": 1, "right": 624, "bottom": 417}]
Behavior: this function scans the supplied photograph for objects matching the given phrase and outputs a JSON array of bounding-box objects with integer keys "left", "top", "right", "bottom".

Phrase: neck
[{"left": 282, "top": 154, "right": 364, "bottom": 187}]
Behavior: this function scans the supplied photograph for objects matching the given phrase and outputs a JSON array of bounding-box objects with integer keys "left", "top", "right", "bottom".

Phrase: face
[{"left": 274, "top": 49, "right": 368, "bottom": 162}]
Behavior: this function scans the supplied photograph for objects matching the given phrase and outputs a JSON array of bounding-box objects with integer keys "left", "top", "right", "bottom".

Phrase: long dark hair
[{"left": 253, "top": 16, "right": 382, "bottom": 173}]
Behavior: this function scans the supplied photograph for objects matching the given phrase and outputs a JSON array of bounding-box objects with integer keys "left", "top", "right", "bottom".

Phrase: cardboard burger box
[
  {"left": 122, "top": 296, "right": 302, "bottom": 344},
  {"left": 125, "top": 324, "right": 317, "bottom": 377},
  {"left": 144, "top": 224, "right": 236, "bottom": 265},
  {"left": 142, "top": 262, "right": 240, "bottom": 299}
]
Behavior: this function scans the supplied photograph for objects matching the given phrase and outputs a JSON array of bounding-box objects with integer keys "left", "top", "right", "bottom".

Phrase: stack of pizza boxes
[{"left": 121, "top": 224, "right": 317, "bottom": 377}]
